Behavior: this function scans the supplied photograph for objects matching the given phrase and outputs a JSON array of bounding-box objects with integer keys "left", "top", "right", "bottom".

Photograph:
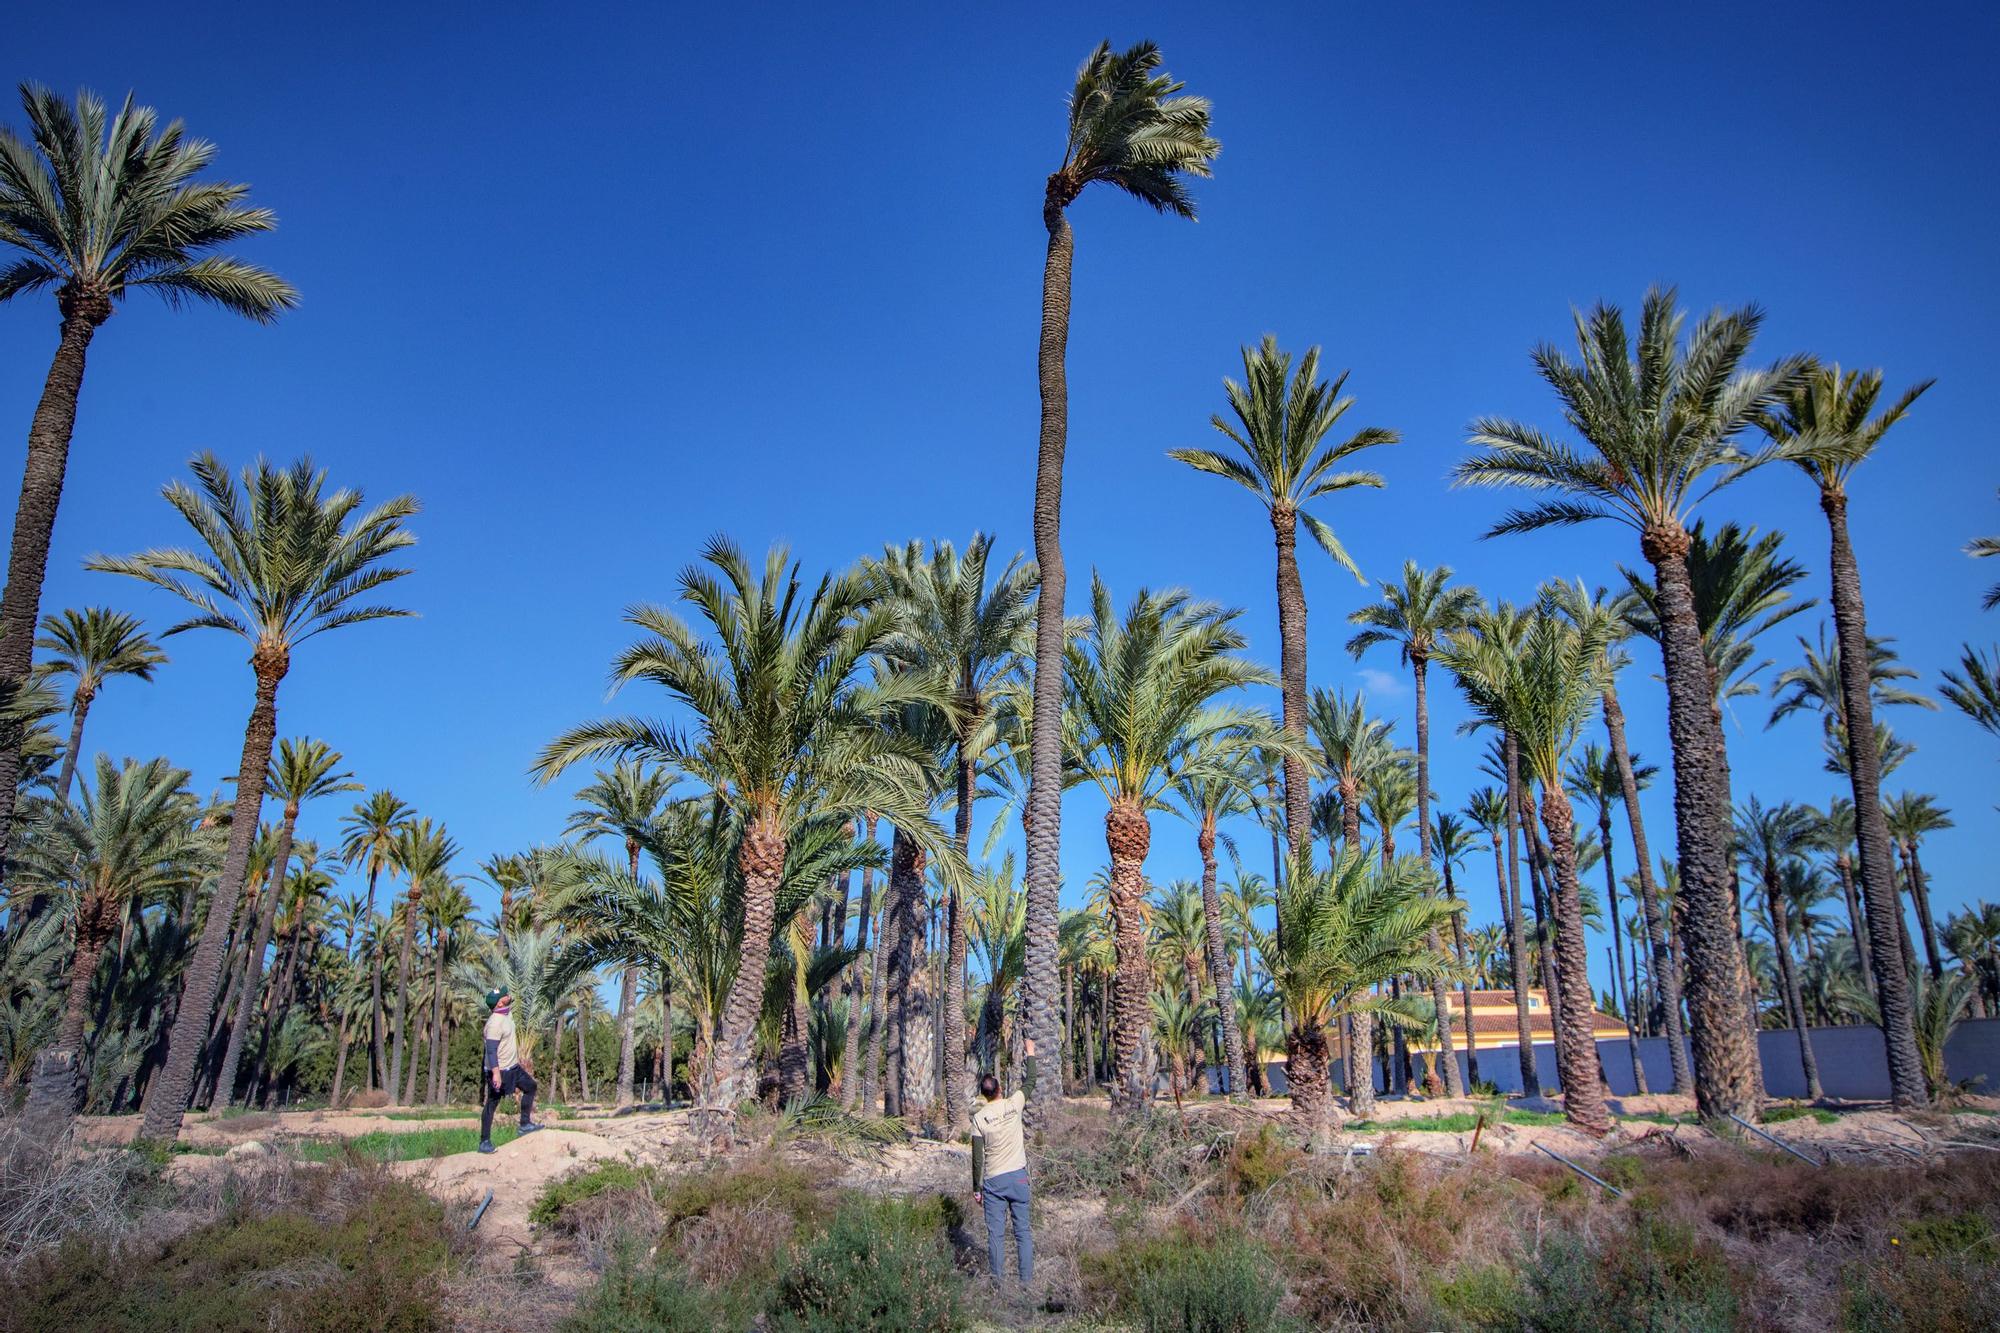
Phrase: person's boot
[
  {"left": 477, "top": 1140, "right": 496, "bottom": 1154},
  {"left": 517, "top": 1122, "right": 541, "bottom": 1136}
]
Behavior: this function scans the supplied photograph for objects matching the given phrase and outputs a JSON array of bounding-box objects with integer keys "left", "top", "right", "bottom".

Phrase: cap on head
[{"left": 485, "top": 988, "right": 508, "bottom": 1010}]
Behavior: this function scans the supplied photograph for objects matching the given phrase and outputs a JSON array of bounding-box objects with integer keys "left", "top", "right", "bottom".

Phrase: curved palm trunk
[
  {"left": 1596, "top": 807, "right": 1648, "bottom": 1095},
  {"left": 1020, "top": 197, "right": 1073, "bottom": 1122},
  {"left": 1603, "top": 684, "right": 1692, "bottom": 1093},
  {"left": 1762, "top": 868, "right": 1823, "bottom": 1099},
  {"left": 1197, "top": 814, "right": 1247, "bottom": 1095},
  {"left": 702, "top": 810, "right": 784, "bottom": 1142},
  {"left": 21, "top": 889, "right": 117, "bottom": 1129},
  {"left": 389, "top": 889, "right": 420, "bottom": 1106},
  {"left": 217, "top": 803, "right": 301, "bottom": 1106},
  {"left": 138, "top": 650, "right": 286, "bottom": 1143},
  {"left": 1536, "top": 787, "right": 1610, "bottom": 1135},
  {"left": 54, "top": 683, "right": 95, "bottom": 806},
  {"left": 1105, "top": 801, "right": 1154, "bottom": 1114},
  {"left": 1502, "top": 737, "right": 1539, "bottom": 1096},
  {"left": 0, "top": 294, "right": 109, "bottom": 880},
  {"left": 1905, "top": 843, "right": 1944, "bottom": 980},
  {"left": 1815, "top": 493, "right": 1925, "bottom": 1105},
  {"left": 944, "top": 743, "right": 976, "bottom": 1132}
]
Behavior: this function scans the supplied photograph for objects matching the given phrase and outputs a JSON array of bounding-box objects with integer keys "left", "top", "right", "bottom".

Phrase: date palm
[
  {"left": 35, "top": 607, "right": 167, "bottom": 803},
  {"left": 15, "top": 756, "right": 210, "bottom": 1129},
  {"left": 90, "top": 454, "right": 416, "bottom": 1142},
  {"left": 1755, "top": 364, "right": 1936, "bottom": 1104},
  {"left": 388, "top": 818, "right": 456, "bottom": 1106},
  {"left": 1023, "top": 42, "right": 1218, "bottom": 1117},
  {"left": 1883, "top": 792, "right": 1952, "bottom": 982},
  {"left": 1170, "top": 741, "right": 1262, "bottom": 1096},
  {"left": 1941, "top": 645, "right": 2000, "bottom": 742},
  {"left": 1735, "top": 797, "right": 1822, "bottom": 1099},
  {"left": 340, "top": 789, "right": 413, "bottom": 1090},
  {"left": 1456, "top": 288, "right": 1806, "bottom": 1121},
  {"left": 536, "top": 539, "right": 949, "bottom": 1144},
  {"left": 869, "top": 534, "right": 1034, "bottom": 1131},
  {"left": 1173, "top": 336, "right": 1396, "bottom": 859},
  {"left": 1969, "top": 493, "right": 2000, "bottom": 610},
  {"left": 1268, "top": 845, "right": 1458, "bottom": 1132},
  {"left": 212, "top": 737, "right": 358, "bottom": 1105},
  {"left": 1566, "top": 743, "right": 1656, "bottom": 1094},
  {"left": 1440, "top": 602, "right": 1615, "bottom": 1133},
  {"left": 1620, "top": 522, "right": 1814, "bottom": 712},
  {"left": 563, "top": 761, "right": 679, "bottom": 1110},
  {"left": 1062, "top": 576, "right": 1272, "bottom": 1113},
  {"left": 0, "top": 86, "right": 296, "bottom": 857}
]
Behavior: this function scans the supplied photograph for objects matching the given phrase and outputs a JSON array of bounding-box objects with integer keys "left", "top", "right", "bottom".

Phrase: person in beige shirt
[
  {"left": 970, "top": 1037, "right": 1036, "bottom": 1282},
  {"left": 479, "top": 988, "right": 542, "bottom": 1153}
]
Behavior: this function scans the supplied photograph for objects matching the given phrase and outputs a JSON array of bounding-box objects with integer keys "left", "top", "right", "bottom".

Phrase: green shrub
[
  {"left": 657, "top": 1157, "right": 825, "bottom": 1230},
  {"left": 1427, "top": 1263, "right": 1527, "bottom": 1330},
  {"left": 557, "top": 1243, "right": 754, "bottom": 1333},
  {"left": 1227, "top": 1123, "right": 1304, "bottom": 1197},
  {"left": 767, "top": 1196, "right": 965, "bottom": 1333},
  {"left": 1840, "top": 1251, "right": 2000, "bottom": 1331},
  {"left": 1896, "top": 1210, "right": 1993, "bottom": 1260},
  {"left": 1763, "top": 1106, "right": 1838, "bottom": 1126},
  {"left": 1523, "top": 1212, "right": 1744, "bottom": 1333},
  {"left": 529, "top": 1159, "right": 659, "bottom": 1228},
  {"left": 1129, "top": 1234, "right": 1286, "bottom": 1332}
]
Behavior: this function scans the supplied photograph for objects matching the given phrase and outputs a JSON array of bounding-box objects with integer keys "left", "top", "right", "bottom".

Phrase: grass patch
[
  {"left": 291, "top": 1125, "right": 517, "bottom": 1163},
  {"left": 530, "top": 1159, "right": 660, "bottom": 1229},
  {"left": 1348, "top": 1109, "right": 1566, "bottom": 1133},
  {"left": 1762, "top": 1106, "right": 1838, "bottom": 1125}
]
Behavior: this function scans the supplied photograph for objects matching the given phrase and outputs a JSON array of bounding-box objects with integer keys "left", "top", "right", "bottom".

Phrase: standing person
[
  {"left": 971, "top": 1037, "right": 1037, "bottom": 1284},
  {"left": 478, "top": 988, "right": 542, "bottom": 1154}
]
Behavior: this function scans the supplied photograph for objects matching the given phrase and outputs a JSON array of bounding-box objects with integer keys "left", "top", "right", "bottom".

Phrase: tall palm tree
[
  {"left": 91, "top": 454, "right": 416, "bottom": 1143},
  {"left": 340, "top": 789, "right": 412, "bottom": 1091},
  {"left": 15, "top": 756, "right": 211, "bottom": 1128},
  {"left": 1063, "top": 576, "right": 1272, "bottom": 1113},
  {"left": 563, "top": 761, "right": 679, "bottom": 1110},
  {"left": 1941, "top": 645, "right": 2000, "bottom": 740},
  {"left": 1735, "top": 798, "right": 1822, "bottom": 1099},
  {"left": 1348, "top": 560, "right": 1478, "bottom": 1096},
  {"left": 1431, "top": 811, "right": 1485, "bottom": 1086},
  {"left": 0, "top": 86, "right": 295, "bottom": 857},
  {"left": 1172, "top": 335, "right": 1397, "bottom": 860},
  {"left": 1441, "top": 603, "right": 1614, "bottom": 1133},
  {"left": 1455, "top": 288, "right": 1805, "bottom": 1121},
  {"left": 1023, "top": 42, "right": 1218, "bottom": 1118},
  {"left": 1170, "top": 742, "right": 1261, "bottom": 1096},
  {"left": 869, "top": 534, "right": 1034, "bottom": 1131},
  {"left": 1755, "top": 365, "right": 1933, "bottom": 1106},
  {"left": 418, "top": 877, "right": 473, "bottom": 1104},
  {"left": 1565, "top": 743, "right": 1655, "bottom": 1095},
  {"left": 1267, "top": 846, "right": 1457, "bottom": 1131},
  {"left": 212, "top": 737, "right": 358, "bottom": 1105},
  {"left": 1806, "top": 799, "right": 1876, "bottom": 997},
  {"left": 35, "top": 607, "right": 168, "bottom": 803},
  {"left": 388, "top": 818, "right": 456, "bottom": 1106},
  {"left": 1883, "top": 792, "right": 1952, "bottom": 981},
  {"left": 536, "top": 539, "right": 947, "bottom": 1145}
]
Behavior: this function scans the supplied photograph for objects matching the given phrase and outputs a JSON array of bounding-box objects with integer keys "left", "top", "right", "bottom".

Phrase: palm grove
[{"left": 3, "top": 50, "right": 1998, "bottom": 1149}]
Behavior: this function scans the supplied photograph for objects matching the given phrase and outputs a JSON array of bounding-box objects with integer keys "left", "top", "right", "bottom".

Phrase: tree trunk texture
[
  {"left": 330, "top": 1012, "right": 352, "bottom": 1107},
  {"left": 138, "top": 647, "right": 287, "bottom": 1145},
  {"left": 1020, "top": 197, "right": 1074, "bottom": 1123},
  {"left": 217, "top": 801, "right": 302, "bottom": 1106},
  {"left": 1537, "top": 789, "right": 1611, "bottom": 1135},
  {"left": 1105, "top": 801, "right": 1154, "bottom": 1114},
  {"left": 1763, "top": 870, "right": 1823, "bottom": 1100},
  {"left": 706, "top": 811, "right": 785, "bottom": 1130},
  {"left": 1198, "top": 815, "right": 1247, "bottom": 1095},
  {"left": 53, "top": 684, "right": 93, "bottom": 806},
  {"left": 365, "top": 863, "right": 388, "bottom": 1092},
  {"left": 1643, "top": 531, "right": 1762, "bottom": 1120},
  {"left": 1286, "top": 1020, "right": 1332, "bottom": 1131},
  {"left": 779, "top": 990, "right": 809, "bottom": 1104},
  {"left": 1501, "top": 736, "right": 1541, "bottom": 1095},
  {"left": 1443, "top": 859, "right": 1481, "bottom": 1088},
  {"left": 1409, "top": 656, "right": 1464, "bottom": 1098},
  {"left": 841, "top": 821, "right": 875, "bottom": 1110},
  {"left": 860, "top": 833, "right": 897, "bottom": 1115},
  {"left": 1906, "top": 844, "right": 1944, "bottom": 980},
  {"left": 890, "top": 831, "right": 936, "bottom": 1126},
  {"left": 1271, "top": 504, "right": 1312, "bottom": 863},
  {"left": 21, "top": 893, "right": 116, "bottom": 1129},
  {"left": 1603, "top": 684, "right": 1692, "bottom": 1093},
  {"left": 616, "top": 835, "right": 643, "bottom": 1109},
  {"left": 1596, "top": 808, "right": 1649, "bottom": 1094},
  {"left": 1815, "top": 492, "right": 1927, "bottom": 1107},
  {"left": 390, "top": 887, "right": 421, "bottom": 1107},
  {"left": 0, "top": 293, "right": 108, "bottom": 889},
  {"left": 944, "top": 744, "right": 975, "bottom": 1132}
]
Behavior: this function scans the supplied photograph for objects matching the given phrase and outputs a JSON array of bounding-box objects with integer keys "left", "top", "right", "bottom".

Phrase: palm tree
[
  {"left": 1063, "top": 576, "right": 1272, "bottom": 1112},
  {"left": 1941, "top": 645, "right": 2000, "bottom": 740},
  {"left": 1348, "top": 561, "right": 1478, "bottom": 1096},
  {"left": 536, "top": 539, "right": 947, "bottom": 1145},
  {"left": 1267, "top": 846, "right": 1458, "bottom": 1131},
  {"left": 1969, "top": 494, "right": 2000, "bottom": 610},
  {"left": 1752, "top": 365, "right": 1934, "bottom": 1105},
  {"left": 91, "top": 454, "right": 417, "bottom": 1143},
  {"left": 869, "top": 534, "right": 1034, "bottom": 1131},
  {"left": 563, "top": 761, "right": 679, "bottom": 1110},
  {"left": 34, "top": 607, "right": 168, "bottom": 803},
  {"left": 388, "top": 819, "right": 456, "bottom": 1106},
  {"left": 1172, "top": 335, "right": 1397, "bottom": 861},
  {"left": 418, "top": 877, "right": 473, "bottom": 1104},
  {"left": 1456, "top": 288, "right": 1805, "bottom": 1121},
  {"left": 1565, "top": 743, "right": 1654, "bottom": 1095},
  {"left": 1441, "top": 603, "right": 1615, "bottom": 1133},
  {"left": 1170, "top": 742, "right": 1261, "bottom": 1096},
  {"left": 340, "top": 790, "right": 413, "bottom": 1091},
  {"left": 1735, "top": 798, "right": 1822, "bottom": 1099},
  {"left": 15, "top": 757, "right": 210, "bottom": 1128},
  {"left": 1883, "top": 792, "right": 1953, "bottom": 981},
  {"left": 1023, "top": 42, "right": 1218, "bottom": 1119},
  {"left": 0, "top": 86, "right": 296, "bottom": 856},
  {"left": 211, "top": 737, "right": 358, "bottom": 1105},
  {"left": 1432, "top": 811, "right": 1484, "bottom": 1087}
]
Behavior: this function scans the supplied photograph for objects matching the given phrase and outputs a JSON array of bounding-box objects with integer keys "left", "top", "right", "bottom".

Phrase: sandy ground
[{"left": 397, "top": 1127, "right": 626, "bottom": 1255}]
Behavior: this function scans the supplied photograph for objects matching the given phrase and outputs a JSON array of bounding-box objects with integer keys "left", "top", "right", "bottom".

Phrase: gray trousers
[{"left": 981, "top": 1167, "right": 1033, "bottom": 1280}]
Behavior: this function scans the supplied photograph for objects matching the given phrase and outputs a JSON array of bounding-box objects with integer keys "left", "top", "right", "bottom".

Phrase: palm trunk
[
  {"left": 1443, "top": 857, "right": 1480, "bottom": 1087},
  {"left": 217, "top": 801, "right": 302, "bottom": 1106},
  {"left": 1197, "top": 813, "right": 1248, "bottom": 1096},
  {"left": 860, "top": 828, "right": 897, "bottom": 1114},
  {"left": 1643, "top": 530, "right": 1763, "bottom": 1120},
  {"left": 944, "top": 739, "right": 975, "bottom": 1132},
  {"left": 1285, "top": 1019, "right": 1332, "bottom": 1129},
  {"left": 1105, "top": 800, "right": 1154, "bottom": 1113},
  {"left": 778, "top": 988, "right": 808, "bottom": 1103},
  {"left": 703, "top": 809, "right": 785, "bottom": 1139},
  {"left": 330, "top": 1010, "right": 353, "bottom": 1106},
  {"left": 576, "top": 1004, "right": 590, "bottom": 1103},
  {"left": 1536, "top": 787, "right": 1611, "bottom": 1134},
  {"left": 1834, "top": 847, "right": 1874, "bottom": 999},
  {"left": 1597, "top": 808, "right": 1648, "bottom": 1095},
  {"left": 887, "top": 830, "right": 935, "bottom": 1123},
  {"left": 841, "top": 817, "right": 875, "bottom": 1110},
  {"left": 1816, "top": 491, "right": 1926, "bottom": 1106},
  {"left": 0, "top": 292, "right": 109, "bottom": 881},
  {"left": 21, "top": 891, "right": 116, "bottom": 1127},
  {"left": 1763, "top": 868, "right": 1823, "bottom": 1099},
  {"left": 1906, "top": 843, "right": 1944, "bottom": 980},
  {"left": 1409, "top": 656, "right": 1463, "bottom": 1098},
  {"left": 1272, "top": 506, "right": 1312, "bottom": 861},
  {"left": 1020, "top": 195, "right": 1073, "bottom": 1121},
  {"left": 615, "top": 836, "right": 643, "bottom": 1109},
  {"left": 364, "top": 862, "right": 388, "bottom": 1092},
  {"left": 138, "top": 646, "right": 287, "bottom": 1144},
  {"left": 252, "top": 918, "right": 310, "bottom": 1106},
  {"left": 1501, "top": 737, "right": 1539, "bottom": 1096},
  {"left": 428, "top": 928, "right": 448, "bottom": 1103},
  {"left": 1338, "top": 801, "right": 1377, "bottom": 1114},
  {"left": 390, "top": 889, "right": 420, "bottom": 1106},
  {"left": 54, "top": 684, "right": 95, "bottom": 806},
  {"left": 1603, "top": 683, "right": 1692, "bottom": 1093}
]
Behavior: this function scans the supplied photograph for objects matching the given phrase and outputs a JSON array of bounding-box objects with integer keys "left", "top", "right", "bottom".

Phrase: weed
[
  {"left": 1523, "top": 1212, "right": 1745, "bottom": 1333},
  {"left": 529, "top": 1159, "right": 660, "bottom": 1229},
  {"left": 556, "top": 1242, "right": 754, "bottom": 1333},
  {"left": 1129, "top": 1233, "right": 1286, "bottom": 1332},
  {"left": 1762, "top": 1106, "right": 1838, "bottom": 1126},
  {"left": 291, "top": 1125, "right": 512, "bottom": 1163},
  {"left": 767, "top": 1195, "right": 966, "bottom": 1333}
]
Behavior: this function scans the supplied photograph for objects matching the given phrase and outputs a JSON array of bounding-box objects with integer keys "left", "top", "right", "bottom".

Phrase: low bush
[
  {"left": 1225, "top": 1122, "right": 1305, "bottom": 1199},
  {"left": 529, "top": 1159, "right": 661, "bottom": 1229},
  {"left": 766, "top": 1195, "right": 965, "bottom": 1333},
  {"left": 1522, "top": 1211, "right": 1746, "bottom": 1333},
  {"left": 657, "top": 1156, "right": 825, "bottom": 1231},
  {"left": 1128, "top": 1232, "right": 1287, "bottom": 1332},
  {"left": 556, "top": 1242, "right": 755, "bottom": 1333},
  {"left": 0, "top": 1128, "right": 161, "bottom": 1264},
  {"left": 1840, "top": 1250, "right": 2000, "bottom": 1332}
]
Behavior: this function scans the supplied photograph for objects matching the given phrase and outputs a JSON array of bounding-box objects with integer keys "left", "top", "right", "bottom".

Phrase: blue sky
[{"left": 5, "top": 2, "right": 1997, "bottom": 1003}]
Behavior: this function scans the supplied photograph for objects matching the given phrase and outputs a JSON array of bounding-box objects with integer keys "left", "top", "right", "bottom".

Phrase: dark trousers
[
  {"left": 981, "top": 1167, "right": 1033, "bottom": 1281},
  {"left": 481, "top": 1065, "right": 537, "bottom": 1140}
]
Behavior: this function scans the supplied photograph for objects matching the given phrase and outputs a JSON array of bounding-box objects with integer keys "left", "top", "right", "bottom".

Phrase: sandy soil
[{"left": 397, "top": 1127, "right": 626, "bottom": 1255}]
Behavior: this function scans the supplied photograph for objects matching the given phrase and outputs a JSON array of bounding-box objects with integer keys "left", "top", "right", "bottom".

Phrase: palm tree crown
[{"left": 1047, "top": 41, "right": 1219, "bottom": 217}]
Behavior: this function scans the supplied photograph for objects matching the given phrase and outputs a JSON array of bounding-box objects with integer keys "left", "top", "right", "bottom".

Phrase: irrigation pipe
[
  {"left": 1725, "top": 1113, "right": 1822, "bottom": 1166},
  {"left": 467, "top": 1189, "right": 495, "bottom": 1231},
  {"left": 1532, "top": 1142, "right": 1622, "bottom": 1197}
]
